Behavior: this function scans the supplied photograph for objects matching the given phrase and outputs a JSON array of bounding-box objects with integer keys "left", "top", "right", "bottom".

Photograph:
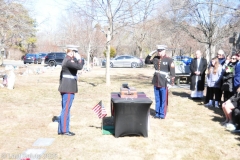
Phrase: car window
[
  {"left": 125, "top": 56, "right": 132, "bottom": 59},
  {"left": 39, "top": 53, "right": 47, "bottom": 57},
  {"left": 48, "top": 53, "right": 54, "bottom": 57},
  {"left": 116, "top": 56, "right": 125, "bottom": 60},
  {"left": 26, "top": 54, "right": 34, "bottom": 57},
  {"left": 56, "top": 53, "right": 66, "bottom": 58}
]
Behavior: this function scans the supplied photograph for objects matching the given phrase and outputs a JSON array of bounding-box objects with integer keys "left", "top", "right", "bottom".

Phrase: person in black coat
[
  {"left": 232, "top": 107, "right": 240, "bottom": 131},
  {"left": 216, "top": 50, "right": 226, "bottom": 106},
  {"left": 57, "top": 46, "right": 84, "bottom": 136},
  {"left": 221, "top": 54, "right": 238, "bottom": 102},
  {"left": 190, "top": 50, "right": 207, "bottom": 99}
]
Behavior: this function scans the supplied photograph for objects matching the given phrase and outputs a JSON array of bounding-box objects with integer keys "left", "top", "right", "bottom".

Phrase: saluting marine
[
  {"left": 151, "top": 45, "right": 175, "bottom": 119},
  {"left": 57, "top": 46, "right": 84, "bottom": 136}
]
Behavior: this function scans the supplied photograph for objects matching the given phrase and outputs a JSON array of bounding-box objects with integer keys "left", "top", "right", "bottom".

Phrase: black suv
[{"left": 44, "top": 52, "right": 66, "bottom": 66}]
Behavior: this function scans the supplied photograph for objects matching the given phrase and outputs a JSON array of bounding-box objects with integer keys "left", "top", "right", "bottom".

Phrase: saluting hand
[{"left": 75, "top": 53, "right": 81, "bottom": 60}]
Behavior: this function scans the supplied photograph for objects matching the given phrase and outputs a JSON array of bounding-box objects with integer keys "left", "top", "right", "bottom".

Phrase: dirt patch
[{"left": 0, "top": 66, "right": 239, "bottom": 160}]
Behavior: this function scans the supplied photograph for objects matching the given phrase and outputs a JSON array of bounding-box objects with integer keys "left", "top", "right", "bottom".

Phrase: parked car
[
  {"left": 44, "top": 52, "right": 66, "bottom": 66},
  {"left": 23, "top": 53, "right": 37, "bottom": 64},
  {"left": 34, "top": 53, "right": 47, "bottom": 64},
  {"left": 103, "top": 55, "right": 143, "bottom": 68},
  {"left": 101, "top": 59, "right": 109, "bottom": 66},
  {"left": 173, "top": 56, "right": 192, "bottom": 65}
]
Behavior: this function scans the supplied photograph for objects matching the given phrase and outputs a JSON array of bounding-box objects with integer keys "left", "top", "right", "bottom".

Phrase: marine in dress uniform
[
  {"left": 58, "top": 46, "right": 84, "bottom": 136},
  {"left": 151, "top": 45, "right": 175, "bottom": 119}
]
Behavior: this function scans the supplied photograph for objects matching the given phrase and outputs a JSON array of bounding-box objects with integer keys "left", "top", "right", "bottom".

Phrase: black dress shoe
[
  {"left": 69, "top": 131, "right": 75, "bottom": 135},
  {"left": 52, "top": 116, "right": 59, "bottom": 122},
  {"left": 62, "top": 132, "right": 75, "bottom": 136},
  {"left": 153, "top": 116, "right": 160, "bottom": 119}
]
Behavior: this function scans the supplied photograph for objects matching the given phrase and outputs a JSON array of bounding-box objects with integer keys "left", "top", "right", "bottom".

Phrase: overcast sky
[{"left": 24, "top": 0, "right": 70, "bottom": 31}]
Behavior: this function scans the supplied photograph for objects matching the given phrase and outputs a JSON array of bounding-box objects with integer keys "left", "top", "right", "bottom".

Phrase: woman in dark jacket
[{"left": 221, "top": 55, "right": 238, "bottom": 102}]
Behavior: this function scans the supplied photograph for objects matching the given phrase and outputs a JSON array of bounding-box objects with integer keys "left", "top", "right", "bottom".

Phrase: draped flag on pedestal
[{"left": 92, "top": 100, "right": 107, "bottom": 119}]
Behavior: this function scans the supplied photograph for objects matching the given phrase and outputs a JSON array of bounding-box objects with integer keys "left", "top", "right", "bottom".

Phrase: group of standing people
[
  {"left": 150, "top": 46, "right": 240, "bottom": 125},
  {"left": 189, "top": 49, "right": 240, "bottom": 131}
]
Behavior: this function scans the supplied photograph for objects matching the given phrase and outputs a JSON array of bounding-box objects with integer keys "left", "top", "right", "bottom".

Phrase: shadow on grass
[
  {"left": 210, "top": 114, "right": 224, "bottom": 123},
  {"left": 89, "top": 125, "right": 101, "bottom": 129},
  {"left": 150, "top": 108, "right": 155, "bottom": 116},
  {"left": 230, "top": 133, "right": 240, "bottom": 147},
  {"left": 235, "top": 137, "right": 240, "bottom": 146},
  {"left": 171, "top": 91, "right": 207, "bottom": 105},
  {"left": 206, "top": 106, "right": 225, "bottom": 123},
  {"left": 171, "top": 91, "right": 189, "bottom": 97},
  {"left": 79, "top": 78, "right": 105, "bottom": 87}
]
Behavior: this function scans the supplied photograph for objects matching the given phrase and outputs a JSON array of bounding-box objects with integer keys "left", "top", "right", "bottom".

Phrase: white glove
[
  {"left": 75, "top": 53, "right": 81, "bottom": 60},
  {"left": 149, "top": 50, "right": 157, "bottom": 56}
]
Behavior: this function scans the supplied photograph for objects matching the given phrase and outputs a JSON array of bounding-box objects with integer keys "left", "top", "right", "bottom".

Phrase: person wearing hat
[
  {"left": 151, "top": 45, "right": 175, "bottom": 119},
  {"left": 57, "top": 46, "right": 84, "bottom": 136},
  {"left": 217, "top": 49, "right": 226, "bottom": 66},
  {"left": 216, "top": 49, "right": 226, "bottom": 107}
]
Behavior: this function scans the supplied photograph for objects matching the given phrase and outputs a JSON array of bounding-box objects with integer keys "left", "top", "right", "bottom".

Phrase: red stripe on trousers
[
  {"left": 63, "top": 94, "right": 70, "bottom": 133},
  {"left": 164, "top": 87, "right": 168, "bottom": 118}
]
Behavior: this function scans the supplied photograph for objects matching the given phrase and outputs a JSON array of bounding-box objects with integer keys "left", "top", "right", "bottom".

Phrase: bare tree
[
  {"left": 168, "top": 0, "right": 240, "bottom": 61},
  {"left": 127, "top": 0, "right": 156, "bottom": 58},
  {"left": 68, "top": 0, "right": 153, "bottom": 85}
]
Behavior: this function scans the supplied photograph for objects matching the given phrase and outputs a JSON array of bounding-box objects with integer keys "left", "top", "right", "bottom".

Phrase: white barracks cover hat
[
  {"left": 65, "top": 45, "right": 79, "bottom": 52},
  {"left": 156, "top": 45, "right": 167, "bottom": 50}
]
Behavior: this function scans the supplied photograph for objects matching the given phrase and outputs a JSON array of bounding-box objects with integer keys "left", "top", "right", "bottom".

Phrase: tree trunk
[
  {"left": 205, "top": 44, "right": 216, "bottom": 63},
  {"left": 105, "top": 27, "right": 111, "bottom": 86},
  {"left": 206, "top": 44, "right": 210, "bottom": 63},
  {"left": 138, "top": 45, "right": 143, "bottom": 58},
  {"left": 87, "top": 43, "right": 91, "bottom": 71}
]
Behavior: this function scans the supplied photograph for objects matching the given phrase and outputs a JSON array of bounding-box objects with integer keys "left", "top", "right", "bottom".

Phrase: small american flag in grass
[{"left": 92, "top": 100, "right": 107, "bottom": 119}]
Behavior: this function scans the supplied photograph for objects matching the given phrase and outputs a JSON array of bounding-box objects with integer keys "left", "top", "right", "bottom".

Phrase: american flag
[{"left": 92, "top": 101, "right": 107, "bottom": 119}]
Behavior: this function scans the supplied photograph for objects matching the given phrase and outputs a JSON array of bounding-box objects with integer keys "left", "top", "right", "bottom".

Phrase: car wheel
[
  {"left": 49, "top": 61, "right": 56, "bottom": 67},
  {"left": 131, "top": 62, "right": 137, "bottom": 68},
  {"left": 24, "top": 62, "right": 26, "bottom": 64},
  {"left": 110, "top": 62, "right": 113, "bottom": 68}
]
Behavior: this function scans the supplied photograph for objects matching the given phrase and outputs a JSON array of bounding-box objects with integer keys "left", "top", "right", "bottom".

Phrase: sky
[{"left": 23, "top": 0, "right": 70, "bottom": 31}]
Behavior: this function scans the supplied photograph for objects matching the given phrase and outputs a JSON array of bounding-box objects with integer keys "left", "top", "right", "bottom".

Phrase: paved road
[
  {"left": 2, "top": 60, "right": 48, "bottom": 68},
  {"left": 2, "top": 59, "right": 24, "bottom": 67}
]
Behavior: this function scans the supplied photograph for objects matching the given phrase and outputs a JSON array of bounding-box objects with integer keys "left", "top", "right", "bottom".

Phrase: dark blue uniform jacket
[{"left": 58, "top": 56, "right": 84, "bottom": 93}]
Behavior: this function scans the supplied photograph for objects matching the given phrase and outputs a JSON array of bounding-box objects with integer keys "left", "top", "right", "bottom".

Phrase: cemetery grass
[{"left": 0, "top": 65, "right": 240, "bottom": 160}]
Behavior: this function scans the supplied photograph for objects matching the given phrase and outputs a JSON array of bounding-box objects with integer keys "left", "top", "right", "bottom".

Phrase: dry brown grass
[{"left": 0, "top": 65, "right": 240, "bottom": 160}]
